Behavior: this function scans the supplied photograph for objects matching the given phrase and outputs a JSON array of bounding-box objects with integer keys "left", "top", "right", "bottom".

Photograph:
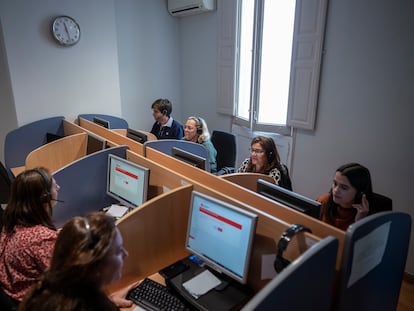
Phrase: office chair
[
  {"left": 370, "top": 192, "right": 392, "bottom": 213},
  {"left": 211, "top": 130, "right": 237, "bottom": 175},
  {"left": 0, "top": 161, "right": 12, "bottom": 205},
  {"left": 334, "top": 211, "right": 411, "bottom": 311}
]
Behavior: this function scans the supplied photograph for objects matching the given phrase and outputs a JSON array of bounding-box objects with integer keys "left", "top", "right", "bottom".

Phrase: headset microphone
[{"left": 51, "top": 199, "right": 65, "bottom": 203}]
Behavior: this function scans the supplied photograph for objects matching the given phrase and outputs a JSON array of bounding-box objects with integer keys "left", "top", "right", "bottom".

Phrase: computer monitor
[
  {"left": 106, "top": 154, "right": 149, "bottom": 209},
  {"left": 171, "top": 147, "right": 206, "bottom": 171},
  {"left": 87, "top": 133, "right": 106, "bottom": 155},
  {"left": 257, "top": 179, "right": 321, "bottom": 219},
  {"left": 186, "top": 191, "right": 258, "bottom": 284},
  {"left": 93, "top": 116, "right": 110, "bottom": 129},
  {"left": 126, "top": 128, "right": 148, "bottom": 144}
]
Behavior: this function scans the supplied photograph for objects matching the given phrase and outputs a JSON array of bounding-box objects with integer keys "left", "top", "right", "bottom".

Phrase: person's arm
[
  {"left": 353, "top": 193, "right": 370, "bottom": 221},
  {"left": 109, "top": 281, "right": 140, "bottom": 308}
]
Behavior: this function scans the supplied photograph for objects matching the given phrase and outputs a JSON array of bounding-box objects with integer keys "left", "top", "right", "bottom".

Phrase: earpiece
[
  {"left": 274, "top": 224, "right": 311, "bottom": 273},
  {"left": 196, "top": 117, "right": 203, "bottom": 135},
  {"left": 35, "top": 168, "right": 52, "bottom": 203},
  {"left": 162, "top": 109, "right": 167, "bottom": 116},
  {"left": 267, "top": 151, "right": 275, "bottom": 163}
]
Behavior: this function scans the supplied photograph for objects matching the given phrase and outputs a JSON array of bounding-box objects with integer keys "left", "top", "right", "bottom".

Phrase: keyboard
[{"left": 127, "top": 278, "right": 188, "bottom": 311}]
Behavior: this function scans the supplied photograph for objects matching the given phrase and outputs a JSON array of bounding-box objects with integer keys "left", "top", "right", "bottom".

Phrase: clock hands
[{"left": 63, "top": 22, "right": 71, "bottom": 42}]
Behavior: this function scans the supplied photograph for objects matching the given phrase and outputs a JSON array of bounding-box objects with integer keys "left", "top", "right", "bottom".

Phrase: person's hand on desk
[{"left": 109, "top": 281, "right": 140, "bottom": 308}]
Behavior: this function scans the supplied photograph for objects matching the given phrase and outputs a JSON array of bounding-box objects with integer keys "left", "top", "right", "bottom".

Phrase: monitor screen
[
  {"left": 186, "top": 191, "right": 258, "bottom": 284},
  {"left": 257, "top": 179, "right": 321, "bottom": 219},
  {"left": 126, "top": 128, "right": 148, "bottom": 144},
  {"left": 87, "top": 133, "right": 106, "bottom": 155},
  {"left": 107, "top": 154, "right": 149, "bottom": 209},
  {"left": 171, "top": 147, "right": 206, "bottom": 171},
  {"left": 93, "top": 116, "right": 110, "bottom": 129}
]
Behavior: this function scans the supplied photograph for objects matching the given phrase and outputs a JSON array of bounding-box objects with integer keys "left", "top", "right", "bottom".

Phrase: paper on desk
[
  {"left": 106, "top": 204, "right": 128, "bottom": 218},
  {"left": 183, "top": 270, "right": 221, "bottom": 299}
]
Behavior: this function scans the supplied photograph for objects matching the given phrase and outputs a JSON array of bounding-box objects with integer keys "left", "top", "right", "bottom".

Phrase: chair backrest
[
  {"left": 0, "top": 161, "right": 12, "bottom": 204},
  {"left": 211, "top": 130, "right": 236, "bottom": 170},
  {"left": 77, "top": 114, "right": 129, "bottom": 129},
  {"left": 370, "top": 192, "right": 392, "bottom": 213},
  {"left": 242, "top": 236, "right": 338, "bottom": 311},
  {"left": 143, "top": 139, "right": 210, "bottom": 172},
  {"left": 334, "top": 211, "right": 411, "bottom": 311},
  {"left": 220, "top": 172, "right": 275, "bottom": 192}
]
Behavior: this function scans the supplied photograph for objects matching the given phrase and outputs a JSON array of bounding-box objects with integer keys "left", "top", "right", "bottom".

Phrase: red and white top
[{"left": 0, "top": 225, "right": 57, "bottom": 301}]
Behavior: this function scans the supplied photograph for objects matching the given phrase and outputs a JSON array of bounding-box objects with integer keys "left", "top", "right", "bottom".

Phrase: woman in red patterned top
[{"left": 0, "top": 167, "right": 60, "bottom": 307}]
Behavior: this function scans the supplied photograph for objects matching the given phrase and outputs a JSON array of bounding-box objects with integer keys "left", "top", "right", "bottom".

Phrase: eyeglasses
[{"left": 249, "top": 148, "right": 265, "bottom": 154}]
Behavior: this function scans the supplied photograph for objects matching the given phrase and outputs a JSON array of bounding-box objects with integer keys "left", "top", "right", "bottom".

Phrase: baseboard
[{"left": 403, "top": 272, "right": 414, "bottom": 284}]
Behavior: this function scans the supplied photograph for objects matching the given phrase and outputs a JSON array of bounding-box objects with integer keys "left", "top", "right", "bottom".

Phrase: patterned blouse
[
  {"left": 237, "top": 158, "right": 282, "bottom": 185},
  {"left": 0, "top": 225, "right": 57, "bottom": 301}
]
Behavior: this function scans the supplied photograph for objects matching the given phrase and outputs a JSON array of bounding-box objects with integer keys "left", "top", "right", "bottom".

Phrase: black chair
[
  {"left": 0, "top": 161, "right": 12, "bottom": 205},
  {"left": 370, "top": 192, "right": 392, "bottom": 213},
  {"left": 0, "top": 286, "right": 18, "bottom": 311},
  {"left": 211, "top": 130, "right": 237, "bottom": 175}
]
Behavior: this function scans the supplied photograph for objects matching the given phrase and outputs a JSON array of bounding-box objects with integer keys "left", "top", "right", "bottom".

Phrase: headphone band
[
  {"left": 274, "top": 224, "right": 311, "bottom": 273},
  {"left": 34, "top": 168, "right": 51, "bottom": 203}
]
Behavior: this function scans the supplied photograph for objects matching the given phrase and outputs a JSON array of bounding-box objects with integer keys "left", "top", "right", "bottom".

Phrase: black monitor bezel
[
  {"left": 257, "top": 179, "right": 321, "bottom": 219},
  {"left": 171, "top": 146, "right": 206, "bottom": 171},
  {"left": 93, "top": 116, "right": 110, "bottom": 129},
  {"left": 126, "top": 128, "right": 148, "bottom": 144}
]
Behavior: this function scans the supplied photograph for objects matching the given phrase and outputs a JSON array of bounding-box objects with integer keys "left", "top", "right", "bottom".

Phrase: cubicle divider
[
  {"left": 124, "top": 150, "right": 322, "bottom": 293},
  {"left": 52, "top": 146, "right": 128, "bottom": 227},
  {"left": 4, "top": 116, "right": 65, "bottom": 170},
  {"left": 78, "top": 120, "right": 346, "bottom": 269},
  {"left": 25, "top": 132, "right": 87, "bottom": 173},
  {"left": 79, "top": 117, "right": 144, "bottom": 155},
  {"left": 109, "top": 184, "right": 194, "bottom": 294}
]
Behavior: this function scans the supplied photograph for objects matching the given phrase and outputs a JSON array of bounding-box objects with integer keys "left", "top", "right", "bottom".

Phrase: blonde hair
[{"left": 187, "top": 116, "right": 211, "bottom": 143}]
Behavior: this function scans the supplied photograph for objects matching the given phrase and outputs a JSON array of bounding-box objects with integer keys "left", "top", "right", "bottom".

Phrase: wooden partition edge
[{"left": 78, "top": 117, "right": 144, "bottom": 155}]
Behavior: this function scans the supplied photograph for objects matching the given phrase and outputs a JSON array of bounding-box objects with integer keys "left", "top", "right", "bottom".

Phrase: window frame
[{"left": 217, "top": 0, "right": 329, "bottom": 133}]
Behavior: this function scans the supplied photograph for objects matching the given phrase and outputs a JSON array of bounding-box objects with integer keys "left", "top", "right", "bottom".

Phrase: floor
[{"left": 397, "top": 279, "right": 414, "bottom": 311}]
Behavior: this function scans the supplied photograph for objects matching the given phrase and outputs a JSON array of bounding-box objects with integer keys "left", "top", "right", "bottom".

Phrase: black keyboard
[{"left": 127, "top": 278, "right": 188, "bottom": 311}]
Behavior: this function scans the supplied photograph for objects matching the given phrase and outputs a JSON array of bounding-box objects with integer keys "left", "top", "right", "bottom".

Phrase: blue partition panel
[
  {"left": 242, "top": 236, "right": 338, "bottom": 311},
  {"left": 143, "top": 139, "right": 210, "bottom": 172},
  {"left": 77, "top": 114, "right": 129, "bottom": 129},
  {"left": 4, "top": 116, "right": 65, "bottom": 169},
  {"left": 52, "top": 146, "right": 128, "bottom": 227},
  {"left": 335, "top": 211, "right": 412, "bottom": 311}
]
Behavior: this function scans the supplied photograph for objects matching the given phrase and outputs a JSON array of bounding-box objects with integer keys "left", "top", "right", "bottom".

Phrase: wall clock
[{"left": 51, "top": 15, "right": 80, "bottom": 46}]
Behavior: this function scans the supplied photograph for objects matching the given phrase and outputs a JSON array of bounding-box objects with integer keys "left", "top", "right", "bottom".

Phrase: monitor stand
[{"left": 167, "top": 258, "right": 252, "bottom": 311}]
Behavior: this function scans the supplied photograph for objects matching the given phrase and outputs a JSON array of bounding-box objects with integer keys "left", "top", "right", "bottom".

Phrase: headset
[
  {"left": 35, "top": 168, "right": 52, "bottom": 203},
  {"left": 195, "top": 117, "right": 203, "bottom": 135},
  {"left": 274, "top": 224, "right": 311, "bottom": 273},
  {"left": 34, "top": 168, "right": 63, "bottom": 203},
  {"left": 267, "top": 150, "right": 275, "bottom": 163}
]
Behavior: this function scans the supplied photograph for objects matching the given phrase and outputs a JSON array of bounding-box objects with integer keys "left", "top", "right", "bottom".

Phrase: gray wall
[{"left": 0, "top": 0, "right": 413, "bottom": 274}]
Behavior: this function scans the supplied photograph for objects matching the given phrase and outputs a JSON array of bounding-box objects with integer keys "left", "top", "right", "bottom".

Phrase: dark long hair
[
  {"left": 2, "top": 167, "right": 55, "bottom": 233},
  {"left": 247, "top": 136, "right": 281, "bottom": 173},
  {"left": 325, "top": 163, "right": 373, "bottom": 225},
  {"left": 19, "top": 212, "right": 118, "bottom": 311}
]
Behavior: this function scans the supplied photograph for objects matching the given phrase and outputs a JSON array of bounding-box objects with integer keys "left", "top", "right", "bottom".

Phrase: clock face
[{"left": 51, "top": 16, "right": 80, "bottom": 46}]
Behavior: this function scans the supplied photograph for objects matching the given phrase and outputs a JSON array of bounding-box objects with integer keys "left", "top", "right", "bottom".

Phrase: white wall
[
  {"left": 0, "top": 0, "right": 413, "bottom": 275},
  {"left": 0, "top": 0, "right": 122, "bottom": 125},
  {"left": 114, "top": 0, "right": 182, "bottom": 130}
]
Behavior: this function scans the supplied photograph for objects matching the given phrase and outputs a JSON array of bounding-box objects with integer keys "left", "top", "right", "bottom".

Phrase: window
[{"left": 217, "top": 0, "right": 328, "bottom": 132}]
